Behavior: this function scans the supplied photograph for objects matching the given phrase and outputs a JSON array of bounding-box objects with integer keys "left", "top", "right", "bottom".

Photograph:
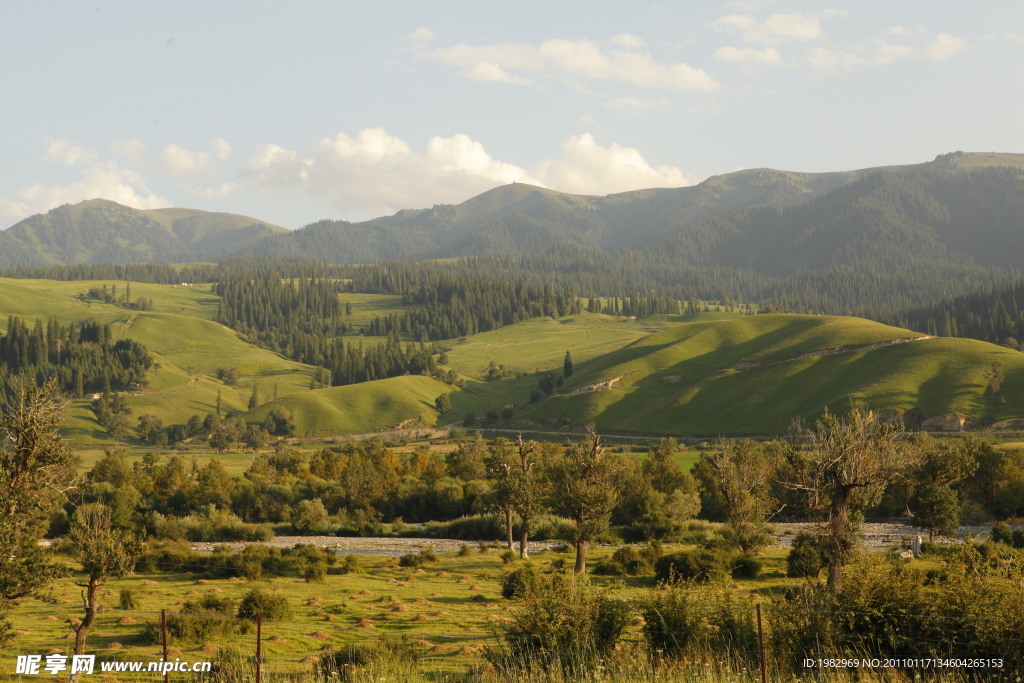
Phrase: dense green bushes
[
  {"left": 488, "top": 574, "right": 630, "bottom": 675},
  {"left": 135, "top": 541, "right": 336, "bottom": 579},
  {"left": 770, "top": 548, "right": 1024, "bottom": 670},
  {"left": 641, "top": 585, "right": 759, "bottom": 663},
  {"left": 654, "top": 548, "right": 732, "bottom": 583}
]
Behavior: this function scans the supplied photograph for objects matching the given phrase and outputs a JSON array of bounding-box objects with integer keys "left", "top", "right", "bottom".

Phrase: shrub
[
  {"left": 425, "top": 514, "right": 503, "bottom": 540},
  {"left": 641, "top": 585, "right": 758, "bottom": 662},
  {"left": 991, "top": 521, "right": 1012, "bottom": 544},
  {"left": 144, "top": 595, "right": 244, "bottom": 645},
  {"left": 336, "top": 554, "right": 359, "bottom": 574},
  {"left": 398, "top": 549, "right": 436, "bottom": 567},
  {"left": 500, "top": 550, "right": 517, "bottom": 565},
  {"left": 457, "top": 544, "right": 471, "bottom": 557},
  {"left": 731, "top": 553, "right": 762, "bottom": 579},
  {"left": 501, "top": 565, "right": 543, "bottom": 600},
  {"left": 593, "top": 543, "right": 662, "bottom": 576},
  {"left": 654, "top": 549, "right": 730, "bottom": 584},
  {"left": 488, "top": 575, "right": 629, "bottom": 675},
  {"left": 118, "top": 588, "right": 140, "bottom": 610},
  {"left": 304, "top": 560, "right": 327, "bottom": 583},
  {"left": 237, "top": 588, "right": 291, "bottom": 621},
  {"left": 786, "top": 533, "right": 828, "bottom": 579}
]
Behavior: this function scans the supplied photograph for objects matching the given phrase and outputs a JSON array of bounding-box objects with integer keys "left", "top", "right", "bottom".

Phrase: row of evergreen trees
[{"left": 0, "top": 316, "right": 152, "bottom": 397}]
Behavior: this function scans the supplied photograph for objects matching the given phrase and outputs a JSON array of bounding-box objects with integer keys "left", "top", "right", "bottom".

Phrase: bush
[
  {"left": 641, "top": 585, "right": 758, "bottom": 662},
  {"left": 119, "top": 588, "right": 140, "bottom": 610},
  {"left": 786, "top": 533, "right": 828, "bottom": 579},
  {"left": 991, "top": 521, "right": 1012, "bottom": 544},
  {"left": 303, "top": 560, "right": 327, "bottom": 583},
  {"left": 143, "top": 595, "right": 244, "bottom": 645},
  {"left": 731, "top": 553, "right": 762, "bottom": 579},
  {"left": 769, "top": 550, "right": 1024, "bottom": 672},
  {"left": 488, "top": 575, "right": 629, "bottom": 675},
  {"left": 501, "top": 564, "right": 543, "bottom": 600},
  {"left": 336, "top": 554, "right": 359, "bottom": 574},
  {"left": 654, "top": 549, "right": 731, "bottom": 584},
  {"left": 237, "top": 588, "right": 291, "bottom": 621},
  {"left": 397, "top": 549, "right": 436, "bottom": 567},
  {"left": 500, "top": 550, "right": 517, "bottom": 565},
  {"left": 593, "top": 543, "right": 661, "bottom": 576},
  {"left": 424, "top": 514, "right": 503, "bottom": 540}
]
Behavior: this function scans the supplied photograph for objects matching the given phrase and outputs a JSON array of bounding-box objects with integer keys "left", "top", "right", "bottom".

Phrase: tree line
[{"left": 0, "top": 316, "right": 152, "bottom": 397}]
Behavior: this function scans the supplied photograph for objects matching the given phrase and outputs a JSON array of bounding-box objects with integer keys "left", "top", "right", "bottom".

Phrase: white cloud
[
  {"left": 1, "top": 136, "right": 245, "bottom": 226},
  {"left": 610, "top": 33, "right": 646, "bottom": 49},
  {"left": 110, "top": 139, "right": 147, "bottom": 164},
  {"left": 712, "top": 12, "right": 823, "bottom": 44},
  {"left": 605, "top": 96, "right": 668, "bottom": 111},
  {"left": 420, "top": 36, "right": 719, "bottom": 92},
  {"left": 44, "top": 138, "right": 97, "bottom": 166},
  {"left": 408, "top": 26, "right": 436, "bottom": 43},
  {"left": 160, "top": 143, "right": 211, "bottom": 177},
  {"left": 463, "top": 61, "right": 534, "bottom": 85},
  {"left": 240, "top": 128, "right": 694, "bottom": 216},
  {"left": 742, "top": 12, "right": 824, "bottom": 44},
  {"left": 711, "top": 14, "right": 756, "bottom": 32},
  {"left": 159, "top": 139, "right": 233, "bottom": 177},
  {"left": 803, "top": 32, "right": 968, "bottom": 73},
  {"left": 921, "top": 33, "right": 969, "bottom": 60},
  {"left": 212, "top": 138, "right": 232, "bottom": 162},
  {"left": 0, "top": 164, "right": 168, "bottom": 227},
  {"left": 531, "top": 134, "right": 696, "bottom": 194},
  {"left": 886, "top": 25, "right": 912, "bottom": 36},
  {"left": 714, "top": 45, "right": 783, "bottom": 64}
]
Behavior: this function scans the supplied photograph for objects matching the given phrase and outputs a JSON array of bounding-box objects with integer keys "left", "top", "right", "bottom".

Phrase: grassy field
[
  {"left": 5, "top": 275, "right": 1024, "bottom": 441},
  {"left": 1, "top": 538, "right": 798, "bottom": 680},
  {"left": 515, "top": 314, "right": 1024, "bottom": 435},
  {"left": 243, "top": 375, "right": 452, "bottom": 437}
]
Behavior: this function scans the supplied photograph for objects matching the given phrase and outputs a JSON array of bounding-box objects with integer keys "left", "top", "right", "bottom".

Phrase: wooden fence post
[
  {"left": 161, "top": 609, "right": 169, "bottom": 683},
  {"left": 756, "top": 602, "right": 767, "bottom": 683},
  {"left": 256, "top": 614, "right": 263, "bottom": 683}
]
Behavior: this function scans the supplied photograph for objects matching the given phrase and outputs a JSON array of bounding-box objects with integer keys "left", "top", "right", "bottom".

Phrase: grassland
[
  {"left": 516, "top": 314, "right": 1024, "bottom": 435},
  {"left": 0, "top": 278, "right": 316, "bottom": 444},
  {"left": 5, "top": 275, "right": 1024, "bottom": 441},
  {"left": 1, "top": 537, "right": 796, "bottom": 680}
]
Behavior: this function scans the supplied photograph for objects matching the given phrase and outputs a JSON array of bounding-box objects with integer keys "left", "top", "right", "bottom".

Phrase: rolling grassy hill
[
  {"left": 4, "top": 274, "right": 1024, "bottom": 441},
  {"left": 242, "top": 375, "right": 450, "bottom": 436},
  {"left": 513, "top": 314, "right": 1024, "bottom": 435}
]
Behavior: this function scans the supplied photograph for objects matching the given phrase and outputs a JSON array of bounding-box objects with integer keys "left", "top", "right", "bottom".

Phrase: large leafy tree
[
  {"left": 547, "top": 428, "right": 625, "bottom": 574},
  {"left": 783, "top": 408, "right": 920, "bottom": 590},
  {"left": 0, "top": 379, "right": 79, "bottom": 643},
  {"left": 705, "top": 439, "right": 776, "bottom": 553},
  {"left": 67, "top": 503, "right": 143, "bottom": 661}
]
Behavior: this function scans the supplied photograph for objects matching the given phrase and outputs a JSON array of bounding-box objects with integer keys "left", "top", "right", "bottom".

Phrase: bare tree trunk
[
  {"left": 519, "top": 513, "right": 529, "bottom": 559},
  {"left": 69, "top": 578, "right": 99, "bottom": 683},
  {"left": 574, "top": 540, "right": 587, "bottom": 574},
  {"left": 505, "top": 507, "right": 514, "bottom": 550}
]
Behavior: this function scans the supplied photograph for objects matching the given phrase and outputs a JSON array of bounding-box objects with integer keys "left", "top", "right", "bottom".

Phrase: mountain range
[{"left": 3, "top": 151, "right": 1024, "bottom": 315}]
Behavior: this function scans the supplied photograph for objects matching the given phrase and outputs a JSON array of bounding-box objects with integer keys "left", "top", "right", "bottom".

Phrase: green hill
[
  {"left": 243, "top": 375, "right": 450, "bottom": 436},
  {"left": 513, "top": 314, "right": 1024, "bottom": 435},
  {"left": 0, "top": 200, "right": 285, "bottom": 267}
]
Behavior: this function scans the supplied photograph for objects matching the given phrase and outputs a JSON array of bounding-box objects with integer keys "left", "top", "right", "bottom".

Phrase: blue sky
[{"left": 1, "top": 1, "right": 1021, "bottom": 228}]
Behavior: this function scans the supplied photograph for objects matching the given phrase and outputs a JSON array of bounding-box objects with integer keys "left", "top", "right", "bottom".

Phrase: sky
[{"left": 1, "top": 1, "right": 1022, "bottom": 229}]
